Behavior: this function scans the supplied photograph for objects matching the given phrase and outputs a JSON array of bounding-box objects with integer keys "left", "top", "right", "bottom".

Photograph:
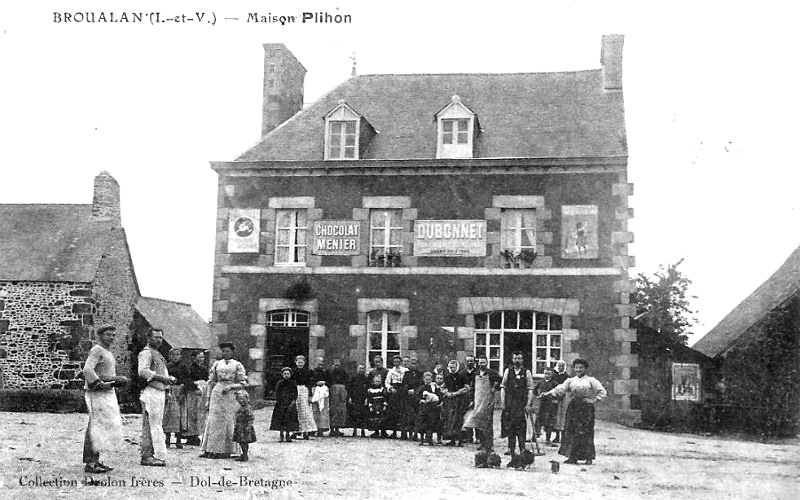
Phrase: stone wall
[
  {"left": 0, "top": 281, "right": 94, "bottom": 390},
  {"left": 91, "top": 227, "right": 139, "bottom": 379}
]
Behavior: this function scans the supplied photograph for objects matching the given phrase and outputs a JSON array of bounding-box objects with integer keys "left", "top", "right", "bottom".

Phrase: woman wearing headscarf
[
  {"left": 291, "top": 355, "right": 318, "bottom": 440},
  {"left": 200, "top": 342, "right": 247, "bottom": 459},
  {"left": 540, "top": 358, "right": 606, "bottom": 465}
]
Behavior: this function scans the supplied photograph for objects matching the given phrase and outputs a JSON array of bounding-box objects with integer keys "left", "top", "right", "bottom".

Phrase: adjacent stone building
[
  {"left": 0, "top": 172, "right": 139, "bottom": 390},
  {"left": 210, "top": 36, "right": 639, "bottom": 423}
]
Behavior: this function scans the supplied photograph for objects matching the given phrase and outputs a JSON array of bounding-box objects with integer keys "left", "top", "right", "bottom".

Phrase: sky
[{"left": 1, "top": 1, "right": 798, "bottom": 345}]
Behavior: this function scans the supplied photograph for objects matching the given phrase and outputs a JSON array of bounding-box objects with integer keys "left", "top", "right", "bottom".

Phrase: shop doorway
[
  {"left": 503, "top": 331, "right": 533, "bottom": 373},
  {"left": 264, "top": 309, "right": 310, "bottom": 397}
]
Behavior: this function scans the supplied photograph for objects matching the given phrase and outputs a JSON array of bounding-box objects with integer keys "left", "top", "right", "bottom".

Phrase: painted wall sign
[
  {"left": 312, "top": 220, "right": 361, "bottom": 255},
  {"left": 561, "top": 205, "right": 599, "bottom": 259},
  {"left": 671, "top": 363, "right": 701, "bottom": 402},
  {"left": 414, "top": 220, "right": 486, "bottom": 257},
  {"left": 228, "top": 208, "right": 260, "bottom": 253}
]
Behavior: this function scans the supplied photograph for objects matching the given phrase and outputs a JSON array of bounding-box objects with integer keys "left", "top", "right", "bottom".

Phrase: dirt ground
[{"left": 1, "top": 407, "right": 798, "bottom": 500}]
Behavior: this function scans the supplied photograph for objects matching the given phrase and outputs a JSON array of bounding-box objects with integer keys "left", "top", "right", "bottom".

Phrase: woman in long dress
[
  {"left": 200, "top": 342, "right": 247, "bottom": 459},
  {"left": 291, "top": 355, "right": 318, "bottom": 439},
  {"left": 184, "top": 351, "right": 208, "bottom": 445},
  {"left": 540, "top": 358, "right": 606, "bottom": 465}
]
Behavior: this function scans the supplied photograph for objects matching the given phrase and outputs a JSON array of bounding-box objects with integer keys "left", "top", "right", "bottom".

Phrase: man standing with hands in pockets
[
  {"left": 138, "top": 327, "right": 177, "bottom": 467},
  {"left": 500, "top": 351, "right": 535, "bottom": 456}
]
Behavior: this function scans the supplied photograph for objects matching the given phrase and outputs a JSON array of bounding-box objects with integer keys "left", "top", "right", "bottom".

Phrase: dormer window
[
  {"left": 324, "top": 100, "right": 375, "bottom": 160},
  {"left": 436, "top": 95, "right": 478, "bottom": 159}
]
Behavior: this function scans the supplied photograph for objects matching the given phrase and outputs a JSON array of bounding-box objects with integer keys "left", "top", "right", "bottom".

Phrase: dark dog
[
  {"left": 506, "top": 449, "right": 535, "bottom": 470},
  {"left": 474, "top": 450, "right": 489, "bottom": 468},
  {"left": 487, "top": 452, "right": 501, "bottom": 469}
]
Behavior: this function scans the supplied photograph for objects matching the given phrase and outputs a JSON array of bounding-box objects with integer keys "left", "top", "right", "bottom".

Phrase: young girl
[
  {"left": 365, "top": 374, "right": 388, "bottom": 438},
  {"left": 233, "top": 391, "right": 256, "bottom": 462},
  {"left": 269, "top": 367, "right": 299, "bottom": 442}
]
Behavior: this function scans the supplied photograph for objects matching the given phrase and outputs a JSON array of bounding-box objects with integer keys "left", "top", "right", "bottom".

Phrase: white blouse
[{"left": 547, "top": 375, "right": 607, "bottom": 404}]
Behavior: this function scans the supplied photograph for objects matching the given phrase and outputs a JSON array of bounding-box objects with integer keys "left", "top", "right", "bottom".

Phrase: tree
[{"left": 633, "top": 259, "right": 697, "bottom": 345}]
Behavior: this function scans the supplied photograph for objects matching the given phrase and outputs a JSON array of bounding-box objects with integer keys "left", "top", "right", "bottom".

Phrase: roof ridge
[
  {"left": 355, "top": 69, "right": 601, "bottom": 77},
  {"left": 139, "top": 296, "right": 192, "bottom": 307},
  {"left": 0, "top": 203, "right": 91, "bottom": 207}
]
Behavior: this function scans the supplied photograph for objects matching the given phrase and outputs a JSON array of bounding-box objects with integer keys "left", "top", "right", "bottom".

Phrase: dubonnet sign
[
  {"left": 312, "top": 220, "right": 361, "bottom": 255},
  {"left": 414, "top": 220, "right": 486, "bottom": 257}
]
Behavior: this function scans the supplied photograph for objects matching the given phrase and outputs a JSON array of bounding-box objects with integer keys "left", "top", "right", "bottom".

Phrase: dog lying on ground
[
  {"left": 506, "top": 449, "right": 535, "bottom": 470},
  {"left": 475, "top": 451, "right": 502, "bottom": 468}
]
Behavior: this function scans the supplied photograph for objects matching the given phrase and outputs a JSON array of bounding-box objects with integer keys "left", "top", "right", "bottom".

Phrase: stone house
[
  {"left": 0, "top": 172, "right": 139, "bottom": 391},
  {"left": 209, "top": 37, "right": 639, "bottom": 423},
  {"left": 694, "top": 244, "right": 800, "bottom": 435}
]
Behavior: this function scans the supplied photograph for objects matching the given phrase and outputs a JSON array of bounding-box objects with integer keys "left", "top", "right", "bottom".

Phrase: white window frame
[
  {"left": 442, "top": 118, "right": 470, "bottom": 145},
  {"left": 369, "top": 209, "right": 403, "bottom": 262},
  {"left": 266, "top": 309, "right": 310, "bottom": 327},
  {"left": 474, "top": 310, "right": 562, "bottom": 375},
  {"left": 366, "top": 310, "right": 401, "bottom": 367},
  {"left": 500, "top": 209, "right": 537, "bottom": 253},
  {"left": 275, "top": 209, "right": 308, "bottom": 266},
  {"left": 327, "top": 120, "right": 358, "bottom": 160}
]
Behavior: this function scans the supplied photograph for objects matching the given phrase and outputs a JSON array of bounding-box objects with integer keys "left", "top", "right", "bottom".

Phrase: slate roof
[
  {"left": 694, "top": 244, "right": 800, "bottom": 357},
  {"left": 0, "top": 204, "right": 113, "bottom": 282},
  {"left": 237, "top": 70, "right": 627, "bottom": 162},
  {"left": 136, "top": 296, "right": 215, "bottom": 349}
]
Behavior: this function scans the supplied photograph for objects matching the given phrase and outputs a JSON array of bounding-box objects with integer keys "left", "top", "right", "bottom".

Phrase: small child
[
  {"left": 269, "top": 367, "right": 299, "bottom": 442},
  {"left": 365, "top": 374, "right": 388, "bottom": 438},
  {"left": 435, "top": 372, "right": 447, "bottom": 444},
  {"left": 233, "top": 391, "right": 256, "bottom": 462},
  {"left": 415, "top": 372, "right": 442, "bottom": 446}
]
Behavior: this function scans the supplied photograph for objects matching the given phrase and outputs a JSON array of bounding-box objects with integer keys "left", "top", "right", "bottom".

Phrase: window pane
[
  {"left": 503, "top": 311, "right": 518, "bottom": 329},
  {"left": 276, "top": 229, "right": 290, "bottom": 245},
  {"left": 387, "top": 312, "right": 400, "bottom": 332},
  {"left": 295, "top": 230, "right": 306, "bottom": 245},
  {"left": 443, "top": 121, "right": 453, "bottom": 132},
  {"left": 345, "top": 134, "right": 356, "bottom": 146},
  {"left": 536, "top": 335, "right": 547, "bottom": 347},
  {"left": 521, "top": 230, "right": 535, "bottom": 247},
  {"left": 457, "top": 119, "right": 469, "bottom": 131},
  {"left": 369, "top": 331, "right": 382, "bottom": 350},
  {"left": 475, "top": 333, "right": 486, "bottom": 346},
  {"left": 345, "top": 121, "right": 356, "bottom": 134},
  {"left": 489, "top": 312, "right": 502, "bottom": 329},
  {"left": 294, "top": 247, "right": 306, "bottom": 263},
  {"left": 328, "top": 146, "right": 341, "bottom": 159},
  {"left": 389, "top": 230, "right": 402, "bottom": 246},
  {"left": 536, "top": 361, "right": 546, "bottom": 374},
  {"left": 276, "top": 247, "right": 289, "bottom": 263},
  {"left": 474, "top": 314, "right": 487, "bottom": 330},
  {"left": 519, "top": 311, "right": 533, "bottom": 330},
  {"left": 344, "top": 147, "right": 355, "bottom": 158},
  {"left": 536, "top": 348, "right": 547, "bottom": 360},
  {"left": 550, "top": 315, "right": 562, "bottom": 331},
  {"left": 489, "top": 347, "right": 500, "bottom": 359},
  {"left": 295, "top": 210, "right": 307, "bottom": 226},
  {"left": 277, "top": 211, "right": 291, "bottom": 227},
  {"left": 535, "top": 314, "right": 549, "bottom": 330},
  {"left": 368, "top": 313, "right": 381, "bottom": 332},
  {"left": 551, "top": 349, "right": 561, "bottom": 360},
  {"left": 370, "top": 210, "right": 386, "bottom": 226},
  {"left": 489, "top": 333, "right": 501, "bottom": 346},
  {"left": 386, "top": 332, "right": 399, "bottom": 351},
  {"left": 551, "top": 335, "right": 561, "bottom": 348}
]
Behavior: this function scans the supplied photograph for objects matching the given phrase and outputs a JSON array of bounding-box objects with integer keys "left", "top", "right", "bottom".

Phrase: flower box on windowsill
[
  {"left": 500, "top": 249, "right": 536, "bottom": 269},
  {"left": 369, "top": 251, "right": 402, "bottom": 268}
]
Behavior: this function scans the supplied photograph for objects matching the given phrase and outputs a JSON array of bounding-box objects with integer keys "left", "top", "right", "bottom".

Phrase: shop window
[
  {"left": 275, "top": 209, "right": 307, "bottom": 265},
  {"left": 369, "top": 209, "right": 403, "bottom": 266},
  {"left": 474, "top": 310, "right": 562, "bottom": 375},
  {"left": 367, "top": 310, "right": 401, "bottom": 367}
]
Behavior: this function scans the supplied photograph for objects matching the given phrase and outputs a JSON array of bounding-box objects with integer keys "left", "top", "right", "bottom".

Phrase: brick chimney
[
  {"left": 92, "top": 171, "right": 121, "bottom": 225},
  {"left": 261, "top": 43, "right": 307, "bottom": 136},
  {"left": 601, "top": 34, "right": 624, "bottom": 91}
]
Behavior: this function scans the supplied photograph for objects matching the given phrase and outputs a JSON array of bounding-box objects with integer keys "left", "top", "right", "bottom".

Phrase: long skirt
[
  {"left": 184, "top": 389, "right": 204, "bottom": 436},
  {"left": 329, "top": 384, "right": 348, "bottom": 427},
  {"left": 296, "top": 395, "right": 318, "bottom": 433},
  {"left": 440, "top": 395, "right": 468, "bottom": 440},
  {"left": 163, "top": 385, "right": 184, "bottom": 433},
  {"left": 312, "top": 398, "right": 330, "bottom": 431},
  {"left": 558, "top": 400, "right": 597, "bottom": 460},
  {"left": 384, "top": 388, "right": 405, "bottom": 430},
  {"left": 269, "top": 401, "right": 299, "bottom": 431},
  {"left": 201, "top": 382, "right": 240, "bottom": 455},
  {"left": 84, "top": 390, "right": 123, "bottom": 453},
  {"left": 415, "top": 404, "right": 440, "bottom": 433},
  {"left": 555, "top": 393, "right": 571, "bottom": 431}
]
